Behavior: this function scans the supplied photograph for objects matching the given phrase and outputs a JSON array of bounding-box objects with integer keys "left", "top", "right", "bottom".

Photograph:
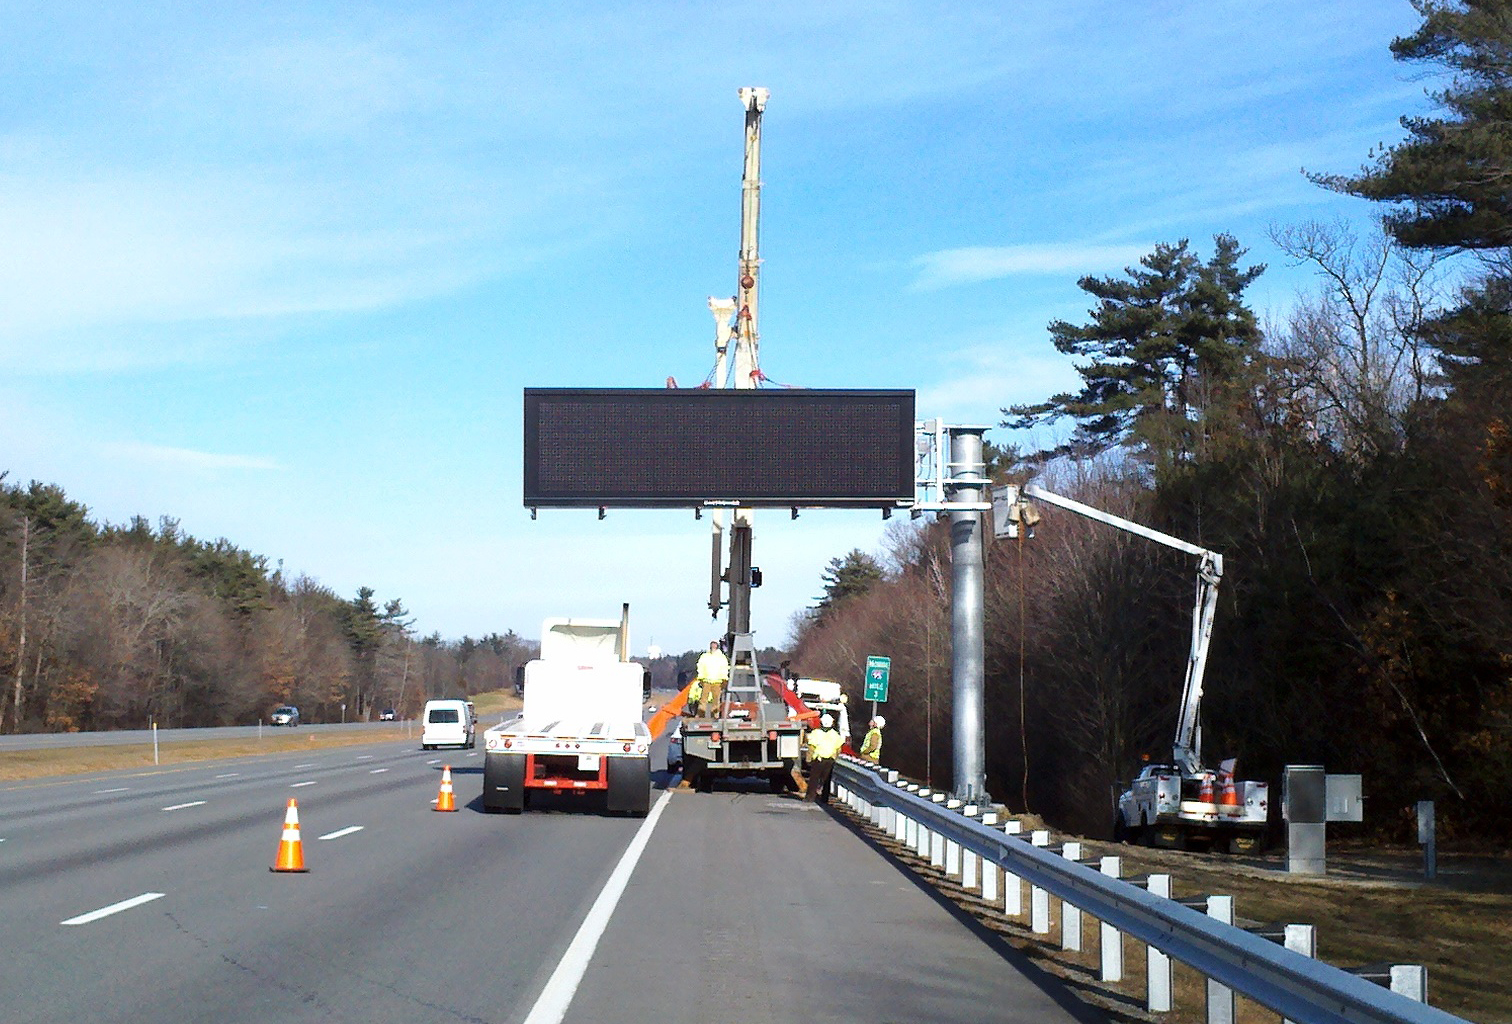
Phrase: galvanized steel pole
[{"left": 948, "top": 428, "right": 987, "bottom": 802}]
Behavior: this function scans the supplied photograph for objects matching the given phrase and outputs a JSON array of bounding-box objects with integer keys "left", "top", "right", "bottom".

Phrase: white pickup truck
[{"left": 481, "top": 614, "right": 652, "bottom": 816}]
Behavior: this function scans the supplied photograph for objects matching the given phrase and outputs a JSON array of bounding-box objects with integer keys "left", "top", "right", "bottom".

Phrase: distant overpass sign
[{"left": 863, "top": 655, "right": 891, "bottom": 702}]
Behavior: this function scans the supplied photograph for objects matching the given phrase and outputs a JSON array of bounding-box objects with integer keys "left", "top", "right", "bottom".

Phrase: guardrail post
[
  {"left": 1003, "top": 821, "right": 1024, "bottom": 916},
  {"left": 1391, "top": 965, "right": 1427, "bottom": 1002},
  {"left": 1206, "top": 895, "right": 1235, "bottom": 1024},
  {"left": 1280, "top": 924, "right": 1315, "bottom": 1024},
  {"left": 960, "top": 807, "right": 980, "bottom": 889},
  {"left": 1060, "top": 841, "right": 1083, "bottom": 951},
  {"left": 930, "top": 794, "right": 947, "bottom": 868},
  {"left": 1030, "top": 830, "right": 1051, "bottom": 935},
  {"left": 945, "top": 799, "right": 963, "bottom": 876},
  {"left": 980, "top": 812, "right": 998, "bottom": 904},
  {"left": 1099, "top": 856, "right": 1123, "bottom": 982},
  {"left": 1147, "top": 873, "right": 1172, "bottom": 1013}
]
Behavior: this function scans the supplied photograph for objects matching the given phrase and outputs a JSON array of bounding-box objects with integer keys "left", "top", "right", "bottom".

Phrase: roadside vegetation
[
  {"left": 0, "top": 491, "right": 540, "bottom": 734},
  {"left": 792, "top": 2, "right": 1512, "bottom": 848}
]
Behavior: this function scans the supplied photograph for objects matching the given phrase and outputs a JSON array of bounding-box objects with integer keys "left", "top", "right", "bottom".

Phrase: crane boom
[{"left": 1013, "top": 484, "right": 1224, "bottom": 776}]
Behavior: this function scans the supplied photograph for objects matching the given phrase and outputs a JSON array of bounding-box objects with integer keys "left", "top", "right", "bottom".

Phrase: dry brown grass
[
  {"left": 0, "top": 729, "right": 410, "bottom": 782},
  {"left": 0, "top": 689, "right": 527, "bottom": 784},
  {"left": 839, "top": 807, "right": 1512, "bottom": 1024}
]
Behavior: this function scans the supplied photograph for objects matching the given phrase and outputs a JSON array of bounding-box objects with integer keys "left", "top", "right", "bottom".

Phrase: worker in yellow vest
[
  {"left": 684, "top": 676, "right": 703, "bottom": 717},
  {"left": 696, "top": 640, "right": 729, "bottom": 712},
  {"left": 806, "top": 713, "right": 844, "bottom": 804},
  {"left": 860, "top": 716, "right": 885, "bottom": 762}
]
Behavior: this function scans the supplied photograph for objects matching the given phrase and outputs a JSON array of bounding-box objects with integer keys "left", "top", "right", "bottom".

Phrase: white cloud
[
  {"left": 910, "top": 243, "right": 1152, "bottom": 291},
  {"left": 101, "top": 442, "right": 282, "bottom": 473}
]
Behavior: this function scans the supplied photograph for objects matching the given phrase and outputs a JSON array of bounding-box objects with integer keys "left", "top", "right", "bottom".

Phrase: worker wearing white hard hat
[
  {"left": 805, "top": 713, "right": 844, "bottom": 804},
  {"left": 860, "top": 716, "right": 885, "bottom": 762}
]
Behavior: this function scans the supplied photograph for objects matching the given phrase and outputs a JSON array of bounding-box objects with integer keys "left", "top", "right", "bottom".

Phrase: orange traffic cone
[
  {"left": 1219, "top": 757, "right": 1240, "bottom": 806},
  {"left": 1198, "top": 773, "right": 1214, "bottom": 804},
  {"left": 435, "top": 765, "right": 457, "bottom": 812},
  {"left": 271, "top": 798, "right": 308, "bottom": 873}
]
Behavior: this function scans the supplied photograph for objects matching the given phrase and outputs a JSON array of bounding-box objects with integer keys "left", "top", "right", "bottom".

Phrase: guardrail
[{"left": 831, "top": 756, "right": 1462, "bottom": 1024}]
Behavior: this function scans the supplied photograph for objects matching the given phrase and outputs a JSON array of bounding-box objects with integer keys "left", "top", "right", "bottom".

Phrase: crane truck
[
  {"left": 679, "top": 633, "right": 805, "bottom": 793},
  {"left": 481, "top": 607, "right": 652, "bottom": 816},
  {"left": 998, "top": 484, "right": 1270, "bottom": 853}
]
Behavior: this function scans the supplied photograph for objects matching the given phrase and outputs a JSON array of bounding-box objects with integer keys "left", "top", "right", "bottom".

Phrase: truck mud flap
[
  {"left": 605, "top": 756, "right": 651, "bottom": 817},
  {"left": 483, "top": 752, "right": 526, "bottom": 814}
]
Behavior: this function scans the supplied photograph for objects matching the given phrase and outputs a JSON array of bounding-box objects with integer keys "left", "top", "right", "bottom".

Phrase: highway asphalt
[{"left": 0, "top": 730, "right": 1102, "bottom": 1023}]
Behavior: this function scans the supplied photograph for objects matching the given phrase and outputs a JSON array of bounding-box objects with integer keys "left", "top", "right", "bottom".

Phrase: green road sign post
[{"left": 863, "top": 655, "right": 891, "bottom": 703}]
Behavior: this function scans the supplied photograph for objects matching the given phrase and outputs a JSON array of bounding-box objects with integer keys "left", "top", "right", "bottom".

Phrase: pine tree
[{"left": 1002, "top": 236, "right": 1263, "bottom": 466}]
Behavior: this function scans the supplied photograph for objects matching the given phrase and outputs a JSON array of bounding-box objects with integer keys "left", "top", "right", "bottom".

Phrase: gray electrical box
[
  {"left": 1283, "top": 765, "right": 1325, "bottom": 824},
  {"left": 1325, "top": 773, "right": 1364, "bottom": 823}
]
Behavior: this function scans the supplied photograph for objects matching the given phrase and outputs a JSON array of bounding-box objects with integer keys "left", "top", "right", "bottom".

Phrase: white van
[{"left": 421, "top": 698, "right": 476, "bottom": 750}]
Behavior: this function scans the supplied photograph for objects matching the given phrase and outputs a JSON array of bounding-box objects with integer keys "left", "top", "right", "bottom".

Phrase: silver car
[{"left": 270, "top": 706, "right": 300, "bottom": 727}]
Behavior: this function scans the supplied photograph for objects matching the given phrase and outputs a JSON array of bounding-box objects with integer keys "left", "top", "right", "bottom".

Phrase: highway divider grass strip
[{"left": 0, "top": 729, "right": 410, "bottom": 781}]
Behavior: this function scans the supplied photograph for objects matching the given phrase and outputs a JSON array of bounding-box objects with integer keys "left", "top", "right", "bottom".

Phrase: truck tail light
[
  {"left": 768, "top": 730, "right": 777, "bottom": 741},
  {"left": 622, "top": 742, "right": 632, "bottom": 752},
  {"left": 502, "top": 737, "right": 512, "bottom": 748},
  {"left": 711, "top": 732, "right": 721, "bottom": 744}
]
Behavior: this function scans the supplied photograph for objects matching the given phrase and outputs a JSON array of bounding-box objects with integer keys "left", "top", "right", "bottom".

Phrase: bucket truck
[{"left": 997, "top": 484, "right": 1269, "bottom": 853}]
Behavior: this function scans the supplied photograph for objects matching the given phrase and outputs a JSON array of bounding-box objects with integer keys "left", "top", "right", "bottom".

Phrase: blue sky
[{"left": 2, "top": 1, "right": 1429, "bottom": 656}]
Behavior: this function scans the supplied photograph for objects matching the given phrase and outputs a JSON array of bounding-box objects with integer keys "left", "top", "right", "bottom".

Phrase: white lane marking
[
  {"left": 521, "top": 789, "right": 674, "bottom": 1024},
  {"left": 94, "top": 787, "right": 129, "bottom": 794},
  {"left": 215, "top": 773, "right": 240, "bottom": 779},
  {"left": 294, "top": 763, "right": 316, "bottom": 769},
  {"left": 61, "top": 892, "right": 165, "bottom": 926},
  {"left": 161, "top": 801, "right": 207, "bottom": 811},
  {"left": 369, "top": 768, "right": 389, "bottom": 774},
  {"left": 426, "top": 759, "right": 440, "bottom": 765},
  {"left": 355, "top": 755, "right": 373, "bottom": 761},
  {"left": 317, "top": 826, "right": 364, "bottom": 841},
  {"left": 290, "top": 781, "right": 316, "bottom": 788},
  {"left": 465, "top": 751, "right": 478, "bottom": 758}
]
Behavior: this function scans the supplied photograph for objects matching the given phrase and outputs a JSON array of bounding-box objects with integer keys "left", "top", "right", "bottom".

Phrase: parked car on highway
[
  {"left": 379, "top": 708, "right": 397, "bottom": 721},
  {"left": 270, "top": 706, "right": 300, "bottom": 727}
]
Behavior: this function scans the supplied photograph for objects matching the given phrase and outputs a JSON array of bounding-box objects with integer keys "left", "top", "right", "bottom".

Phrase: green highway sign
[{"left": 863, "top": 655, "right": 891, "bottom": 702}]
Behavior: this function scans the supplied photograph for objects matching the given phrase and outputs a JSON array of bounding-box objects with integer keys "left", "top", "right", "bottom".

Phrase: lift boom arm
[{"left": 1014, "top": 485, "right": 1224, "bottom": 777}]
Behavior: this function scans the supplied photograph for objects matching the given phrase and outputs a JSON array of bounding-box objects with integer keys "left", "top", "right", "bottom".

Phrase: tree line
[
  {"left": 789, "top": 2, "right": 1512, "bottom": 842},
  {"left": 0, "top": 478, "right": 539, "bottom": 732}
]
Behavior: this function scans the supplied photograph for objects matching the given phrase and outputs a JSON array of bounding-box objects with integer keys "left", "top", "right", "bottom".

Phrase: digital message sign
[{"left": 523, "top": 388, "right": 915, "bottom": 509}]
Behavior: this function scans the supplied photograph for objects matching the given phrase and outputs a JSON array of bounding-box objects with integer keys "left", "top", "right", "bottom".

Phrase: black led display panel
[{"left": 523, "top": 388, "right": 916, "bottom": 508}]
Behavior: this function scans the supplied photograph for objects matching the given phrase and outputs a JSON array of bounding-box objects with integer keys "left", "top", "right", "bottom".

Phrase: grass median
[
  {"left": 0, "top": 728, "right": 414, "bottom": 782},
  {"left": 0, "top": 690, "right": 528, "bottom": 783}
]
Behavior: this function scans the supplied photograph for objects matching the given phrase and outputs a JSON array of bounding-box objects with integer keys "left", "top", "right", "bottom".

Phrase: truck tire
[
  {"left": 683, "top": 754, "right": 708, "bottom": 793},
  {"left": 606, "top": 756, "right": 651, "bottom": 817},
  {"left": 483, "top": 752, "right": 526, "bottom": 814}
]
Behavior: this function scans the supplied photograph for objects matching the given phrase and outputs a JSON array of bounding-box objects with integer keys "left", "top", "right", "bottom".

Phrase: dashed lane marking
[
  {"left": 214, "top": 773, "right": 240, "bottom": 779},
  {"left": 293, "top": 763, "right": 317, "bottom": 769},
  {"left": 317, "top": 826, "right": 364, "bottom": 841},
  {"left": 161, "top": 801, "right": 206, "bottom": 811},
  {"left": 62, "top": 892, "right": 165, "bottom": 926},
  {"left": 369, "top": 768, "right": 389, "bottom": 774},
  {"left": 291, "top": 781, "right": 317, "bottom": 788},
  {"left": 94, "top": 787, "right": 129, "bottom": 794}
]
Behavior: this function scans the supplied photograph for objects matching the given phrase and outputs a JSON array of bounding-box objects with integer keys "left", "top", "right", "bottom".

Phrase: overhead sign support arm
[{"left": 997, "top": 484, "right": 1224, "bottom": 777}]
